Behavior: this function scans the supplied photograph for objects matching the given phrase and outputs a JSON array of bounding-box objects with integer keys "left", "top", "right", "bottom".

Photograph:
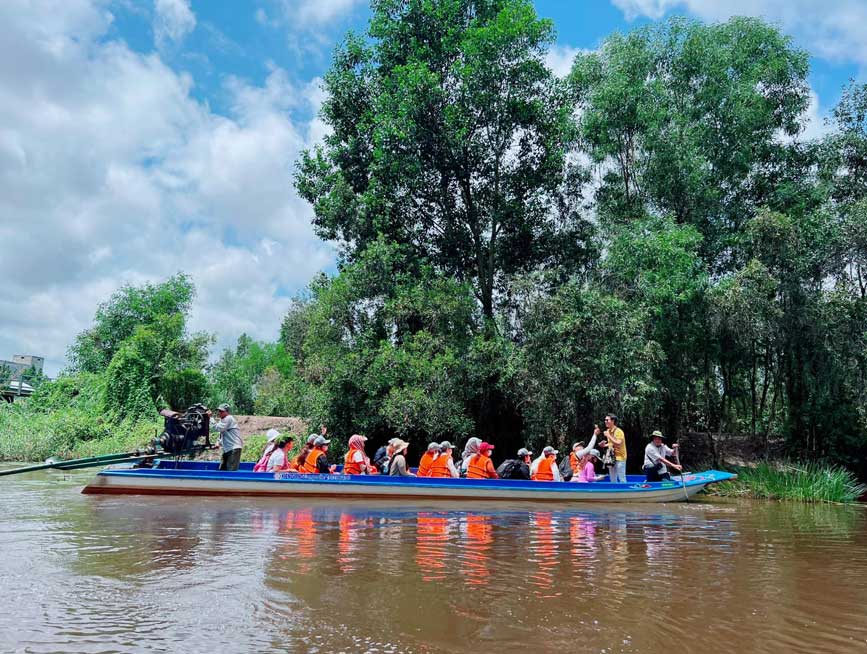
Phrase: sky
[{"left": 1, "top": 0, "right": 865, "bottom": 377}]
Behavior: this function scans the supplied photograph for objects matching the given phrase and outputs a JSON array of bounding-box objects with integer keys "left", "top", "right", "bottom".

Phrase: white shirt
[
  {"left": 266, "top": 448, "right": 286, "bottom": 472},
  {"left": 643, "top": 442, "right": 674, "bottom": 471}
]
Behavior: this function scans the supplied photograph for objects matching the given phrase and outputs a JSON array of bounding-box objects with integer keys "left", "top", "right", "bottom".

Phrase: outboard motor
[{"left": 156, "top": 403, "right": 212, "bottom": 456}]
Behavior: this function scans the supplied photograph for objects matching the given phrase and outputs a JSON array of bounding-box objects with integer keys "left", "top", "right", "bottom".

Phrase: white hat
[
  {"left": 542, "top": 446, "right": 559, "bottom": 456},
  {"left": 266, "top": 429, "right": 280, "bottom": 443}
]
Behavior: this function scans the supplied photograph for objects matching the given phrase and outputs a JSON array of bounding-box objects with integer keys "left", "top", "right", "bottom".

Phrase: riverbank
[{"left": 707, "top": 462, "right": 865, "bottom": 503}]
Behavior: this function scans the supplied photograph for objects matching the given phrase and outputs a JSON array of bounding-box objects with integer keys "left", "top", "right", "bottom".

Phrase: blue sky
[{"left": 1, "top": 0, "right": 865, "bottom": 376}]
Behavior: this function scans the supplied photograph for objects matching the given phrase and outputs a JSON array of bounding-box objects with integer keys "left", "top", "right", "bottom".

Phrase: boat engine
[{"left": 155, "top": 403, "right": 213, "bottom": 456}]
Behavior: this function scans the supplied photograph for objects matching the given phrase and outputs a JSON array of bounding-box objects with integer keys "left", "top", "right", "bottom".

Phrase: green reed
[{"left": 710, "top": 462, "right": 866, "bottom": 503}]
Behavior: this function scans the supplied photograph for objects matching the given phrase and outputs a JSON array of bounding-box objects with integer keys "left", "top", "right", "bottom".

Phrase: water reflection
[{"left": 3, "top": 472, "right": 867, "bottom": 654}]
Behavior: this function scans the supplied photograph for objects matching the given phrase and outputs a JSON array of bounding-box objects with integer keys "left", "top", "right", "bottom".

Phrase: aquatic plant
[{"left": 709, "top": 462, "right": 866, "bottom": 504}]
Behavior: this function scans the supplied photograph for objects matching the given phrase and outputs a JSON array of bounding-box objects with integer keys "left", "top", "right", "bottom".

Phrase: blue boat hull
[{"left": 82, "top": 460, "right": 735, "bottom": 503}]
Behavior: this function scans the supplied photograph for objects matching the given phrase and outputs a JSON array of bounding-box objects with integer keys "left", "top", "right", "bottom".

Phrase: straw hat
[{"left": 391, "top": 439, "right": 409, "bottom": 455}]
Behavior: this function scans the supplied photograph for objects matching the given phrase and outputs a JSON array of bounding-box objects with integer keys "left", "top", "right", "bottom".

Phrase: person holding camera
[{"left": 598, "top": 414, "right": 627, "bottom": 483}]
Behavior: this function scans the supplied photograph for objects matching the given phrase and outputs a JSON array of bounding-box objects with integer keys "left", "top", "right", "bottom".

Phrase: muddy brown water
[{"left": 1, "top": 469, "right": 866, "bottom": 654}]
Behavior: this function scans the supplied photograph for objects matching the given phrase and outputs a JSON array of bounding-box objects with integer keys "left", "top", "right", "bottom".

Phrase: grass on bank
[{"left": 709, "top": 462, "right": 866, "bottom": 503}]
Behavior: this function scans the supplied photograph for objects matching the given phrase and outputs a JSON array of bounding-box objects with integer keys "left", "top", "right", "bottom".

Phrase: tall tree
[
  {"left": 570, "top": 17, "right": 810, "bottom": 267},
  {"left": 296, "top": 0, "right": 586, "bottom": 320}
]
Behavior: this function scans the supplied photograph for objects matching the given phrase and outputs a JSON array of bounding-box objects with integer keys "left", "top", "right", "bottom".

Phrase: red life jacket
[
  {"left": 417, "top": 451, "right": 436, "bottom": 477},
  {"left": 344, "top": 450, "right": 365, "bottom": 475},
  {"left": 302, "top": 448, "right": 326, "bottom": 474},
  {"left": 467, "top": 453, "right": 497, "bottom": 479},
  {"left": 532, "top": 456, "right": 556, "bottom": 481},
  {"left": 429, "top": 454, "right": 452, "bottom": 478}
]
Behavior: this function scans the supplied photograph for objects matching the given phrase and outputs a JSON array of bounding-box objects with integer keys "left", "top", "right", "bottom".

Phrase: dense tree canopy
[{"left": 16, "top": 4, "right": 867, "bottom": 476}]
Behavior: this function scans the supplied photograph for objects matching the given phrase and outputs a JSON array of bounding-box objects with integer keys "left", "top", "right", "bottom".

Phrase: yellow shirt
[{"left": 607, "top": 427, "right": 627, "bottom": 461}]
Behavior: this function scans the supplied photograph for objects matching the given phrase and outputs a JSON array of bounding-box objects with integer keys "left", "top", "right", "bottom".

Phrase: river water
[{"left": 1, "top": 470, "right": 866, "bottom": 654}]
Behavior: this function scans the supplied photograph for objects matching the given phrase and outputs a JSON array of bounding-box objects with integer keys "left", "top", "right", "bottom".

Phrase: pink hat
[{"left": 479, "top": 442, "right": 494, "bottom": 452}]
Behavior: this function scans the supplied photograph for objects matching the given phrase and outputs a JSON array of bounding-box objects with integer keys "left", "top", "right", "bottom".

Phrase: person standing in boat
[
  {"left": 531, "top": 446, "right": 562, "bottom": 481},
  {"left": 428, "top": 441, "right": 460, "bottom": 478},
  {"left": 466, "top": 442, "right": 499, "bottom": 479},
  {"left": 417, "top": 442, "right": 440, "bottom": 477},
  {"left": 598, "top": 414, "right": 628, "bottom": 483},
  {"left": 642, "top": 430, "right": 681, "bottom": 481},
  {"left": 208, "top": 403, "right": 243, "bottom": 471},
  {"left": 389, "top": 439, "right": 415, "bottom": 477},
  {"left": 302, "top": 435, "right": 335, "bottom": 474},
  {"left": 344, "top": 434, "right": 376, "bottom": 475}
]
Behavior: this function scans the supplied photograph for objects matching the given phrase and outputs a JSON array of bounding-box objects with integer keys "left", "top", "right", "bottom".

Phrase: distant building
[{"left": 1, "top": 354, "right": 44, "bottom": 402}]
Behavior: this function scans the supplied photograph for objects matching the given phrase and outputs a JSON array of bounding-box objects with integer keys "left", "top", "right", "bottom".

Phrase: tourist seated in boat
[
  {"left": 643, "top": 430, "right": 681, "bottom": 481},
  {"left": 389, "top": 439, "right": 415, "bottom": 476},
  {"left": 252, "top": 429, "right": 281, "bottom": 472},
  {"left": 466, "top": 442, "right": 499, "bottom": 479},
  {"left": 374, "top": 437, "right": 398, "bottom": 474},
  {"left": 266, "top": 437, "right": 295, "bottom": 472},
  {"left": 460, "top": 437, "right": 482, "bottom": 476},
  {"left": 496, "top": 447, "right": 533, "bottom": 480},
  {"left": 428, "top": 441, "right": 459, "bottom": 478},
  {"left": 531, "top": 446, "right": 562, "bottom": 481},
  {"left": 293, "top": 433, "right": 318, "bottom": 470},
  {"left": 344, "top": 434, "right": 377, "bottom": 475},
  {"left": 572, "top": 449, "right": 605, "bottom": 483},
  {"left": 416, "top": 442, "right": 441, "bottom": 477},
  {"left": 560, "top": 430, "right": 599, "bottom": 480},
  {"left": 301, "top": 435, "right": 336, "bottom": 474}
]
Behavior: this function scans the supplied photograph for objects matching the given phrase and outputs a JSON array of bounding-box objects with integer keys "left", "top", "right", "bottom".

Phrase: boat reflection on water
[{"left": 18, "top": 476, "right": 867, "bottom": 654}]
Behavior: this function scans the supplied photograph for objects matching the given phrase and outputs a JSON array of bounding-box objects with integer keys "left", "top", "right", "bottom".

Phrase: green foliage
[
  {"left": 297, "top": 0, "right": 589, "bottom": 318},
  {"left": 207, "top": 335, "right": 298, "bottom": 415},
  {"left": 514, "top": 282, "right": 663, "bottom": 448},
  {"left": 68, "top": 273, "right": 197, "bottom": 373},
  {"left": 711, "top": 463, "right": 866, "bottom": 503}
]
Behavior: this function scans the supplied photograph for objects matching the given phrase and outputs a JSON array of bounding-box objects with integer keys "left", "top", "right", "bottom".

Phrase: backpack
[
  {"left": 558, "top": 456, "right": 574, "bottom": 482},
  {"left": 496, "top": 459, "right": 521, "bottom": 479}
]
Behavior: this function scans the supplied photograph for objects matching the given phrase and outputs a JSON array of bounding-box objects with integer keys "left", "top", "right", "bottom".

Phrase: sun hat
[
  {"left": 517, "top": 447, "right": 533, "bottom": 457},
  {"left": 307, "top": 434, "right": 318, "bottom": 445},
  {"left": 542, "top": 445, "right": 558, "bottom": 455},
  {"left": 589, "top": 449, "right": 601, "bottom": 459},
  {"left": 439, "top": 441, "right": 456, "bottom": 450},
  {"left": 479, "top": 442, "right": 494, "bottom": 452},
  {"left": 313, "top": 435, "right": 331, "bottom": 446},
  {"left": 572, "top": 441, "right": 585, "bottom": 451},
  {"left": 650, "top": 430, "right": 665, "bottom": 439},
  {"left": 391, "top": 439, "right": 409, "bottom": 455},
  {"left": 266, "top": 429, "right": 280, "bottom": 443},
  {"left": 388, "top": 437, "right": 400, "bottom": 446},
  {"left": 217, "top": 403, "right": 231, "bottom": 412},
  {"left": 427, "top": 442, "right": 441, "bottom": 452}
]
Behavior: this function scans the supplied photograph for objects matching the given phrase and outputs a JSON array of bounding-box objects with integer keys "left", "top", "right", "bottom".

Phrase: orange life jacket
[
  {"left": 467, "top": 453, "right": 497, "bottom": 479},
  {"left": 344, "top": 450, "right": 365, "bottom": 475},
  {"left": 532, "top": 456, "right": 556, "bottom": 481},
  {"left": 417, "top": 451, "right": 436, "bottom": 477},
  {"left": 429, "top": 453, "right": 452, "bottom": 478},
  {"left": 569, "top": 452, "right": 581, "bottom": 474},
  {"left": 302, "top": 448, "right": 326, "bottom": 474}
]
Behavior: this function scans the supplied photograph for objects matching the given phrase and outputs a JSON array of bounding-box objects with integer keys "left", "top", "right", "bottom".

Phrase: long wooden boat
[{"left": 82, "top": 460, "right": 735, "bottom": 503}]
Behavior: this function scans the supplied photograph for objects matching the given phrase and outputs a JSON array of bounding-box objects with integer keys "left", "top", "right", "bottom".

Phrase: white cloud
[
  {"left": 288, "top": 0, "right": 363, "bottom": 26},
  {"left": 154, "top": 0, "right": 196, "bottom": 49},
  {"left": 611, "top": 0, "right": 867, "bottom": 66},
  {"left": 0, "top": 1, "right": 333, "bottom": 375},
  {"left": 545, "top": 45, "right": 589, "bottom": 78}
]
